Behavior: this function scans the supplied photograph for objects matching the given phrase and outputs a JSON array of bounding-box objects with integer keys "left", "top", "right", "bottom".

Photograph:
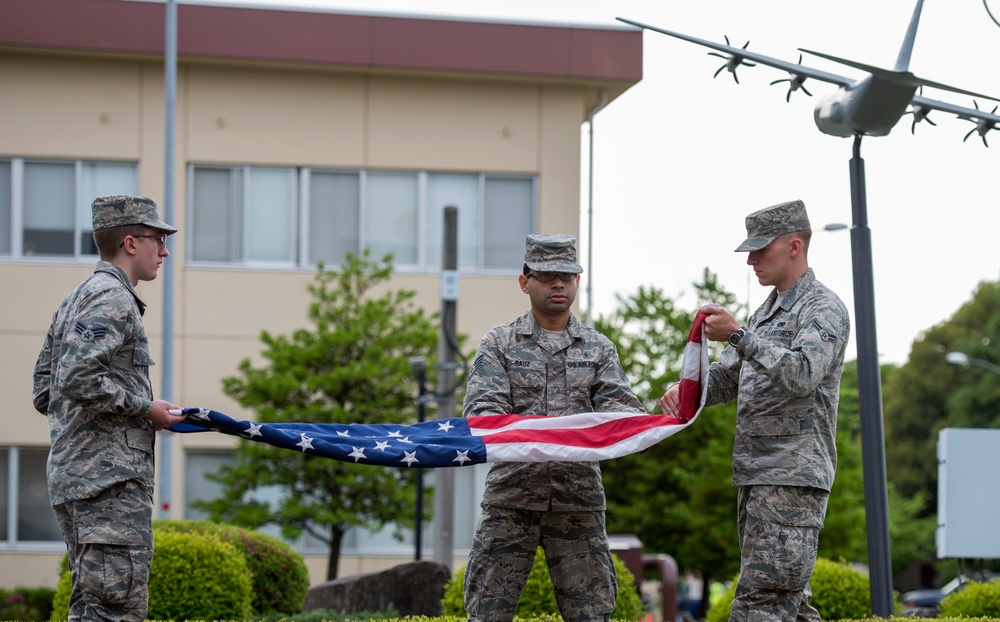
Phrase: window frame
[
  {"left": 0, "top": 446, "right": 64, "bottom": 551},
  {"left": 187, "top": 163, "right": 538, "bottom": 275},
  {"left": 0, "top": 157, "right": 139, "bottom": 263}
]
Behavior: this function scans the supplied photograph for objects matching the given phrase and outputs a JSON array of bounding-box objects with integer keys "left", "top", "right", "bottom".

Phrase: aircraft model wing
[
  {"left": 909, "top": 94, "right": 1000, "bottom": 144},
  {"left": 616, "top": 17, "right": 853, "bottom": 88},
  {"left": 799, "top": 48, "right": 1000, "bottom": 102}
]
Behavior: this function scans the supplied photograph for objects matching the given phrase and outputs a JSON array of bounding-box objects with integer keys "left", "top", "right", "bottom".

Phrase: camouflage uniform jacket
[
  {"left": 464, "top": 310, "right": 644, "bottom": 511},
  {"left": 705, "top": 268, "right": 849, "bottom": 492},
  {"left": 32, "top": 261, "right": 156, "bottom": 506}
]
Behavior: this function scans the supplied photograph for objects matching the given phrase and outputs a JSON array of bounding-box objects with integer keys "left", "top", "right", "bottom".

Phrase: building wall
[{"left": 0, "top": 48, "right": 605, "bottom": 588}]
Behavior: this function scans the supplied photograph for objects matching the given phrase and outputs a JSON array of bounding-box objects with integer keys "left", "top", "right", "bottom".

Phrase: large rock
[{"left": 303, "top": 560, "right": 451, "bottom": 616}]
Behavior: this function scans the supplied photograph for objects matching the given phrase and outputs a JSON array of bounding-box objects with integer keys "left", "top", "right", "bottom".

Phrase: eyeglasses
[
  {"left": 120, "top": 234, "right": 167, "bottom": 248},
  {"left": 528, "top": 271, "right": 577, "bottom": 283}
]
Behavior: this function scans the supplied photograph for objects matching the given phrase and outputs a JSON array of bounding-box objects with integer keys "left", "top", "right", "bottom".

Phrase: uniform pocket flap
[
  {"left": 126, "top": 427, "right": 154, "bottom": 454},
  {"left": 749, "top": 415, "right": 801, "bottom": 437}
]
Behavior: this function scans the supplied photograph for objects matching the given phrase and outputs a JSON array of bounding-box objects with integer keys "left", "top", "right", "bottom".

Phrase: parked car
[{"left": 902, "top": 572, "right": 999, "bottom": 617}]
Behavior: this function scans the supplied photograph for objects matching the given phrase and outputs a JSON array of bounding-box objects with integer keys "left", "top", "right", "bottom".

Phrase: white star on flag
[
  {"left": 337, "top": 430, "right": 350, "bottom": 437},
  {"left": 401, "top": 451, "right": 419, "bottom": 466},
  {"left": 349, "top": 447, "right": 366, "bottom": 462},
  {"left": 438, "top": 421, "right": 454, "bottom": 432},
  {"left": 453, "top": 450, "right": 471, "bottom": 465},
  {"left": 374, "top": 441, "right": 390, "bottom": 451},
  {"left": 296, "top": 433, "right": 314, "bottom": 452},
  {"left": 245, "top": 422, "right": 263, "bottom": 438}
]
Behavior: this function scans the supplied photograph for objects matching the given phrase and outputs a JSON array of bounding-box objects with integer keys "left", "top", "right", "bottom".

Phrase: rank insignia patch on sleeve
[{"left": 74, "top": 322, "right": 107, "bottom": 343}]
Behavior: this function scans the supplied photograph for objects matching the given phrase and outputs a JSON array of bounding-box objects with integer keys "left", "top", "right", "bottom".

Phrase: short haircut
[
  {"left": 780, "top": 229, "right": 812, "bottom": 254},
  {"left": 93, "top": 224, "right": 153, "bottom": 261}
]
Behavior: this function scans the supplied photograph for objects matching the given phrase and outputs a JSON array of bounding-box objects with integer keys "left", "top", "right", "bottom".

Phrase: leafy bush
[
  {"left": 0, "top": 586, "right": 56, "bottom": 621},
  {"left": 441, "top": 548, "right": 644, "bottom": 620},
  {"left": 154, "top": 518, "right": 309, "bottom": 614},
  {"left": 807, "top": 558, "right": 871, "bottom": 620},
  {"left": 705, "top": 580, "right": 736, "bottom": 622},
  {"left": 705, "top": 558, "right": 871, "bottom": 622},
  {"left": 147, "top": 530, "right": 254, "bottom": 620},
  {"left": 50, "top": 565, "right": 72, "bottom": 622},
  {"left": 52, "top": 529, "right": 255, "bottom": 621},
  {"left": 939, "top": 578, "right": 1000, "bottom": 617}
]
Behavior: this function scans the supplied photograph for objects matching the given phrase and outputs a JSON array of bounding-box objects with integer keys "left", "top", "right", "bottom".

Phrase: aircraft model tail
[{"left": 894, "top": 0, "right": 925, "bottom": 72}]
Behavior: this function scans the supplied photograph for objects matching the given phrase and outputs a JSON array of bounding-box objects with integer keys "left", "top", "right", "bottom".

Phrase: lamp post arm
[{"left": 969, "top": 357, "right": 1000, "bottom": 376}]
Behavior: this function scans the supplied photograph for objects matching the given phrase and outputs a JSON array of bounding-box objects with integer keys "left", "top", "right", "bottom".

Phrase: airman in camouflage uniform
[
  {"left": 32, "top": 195, "right": 187, "bottom": 622},
  {"left": 463, "top": 234, "right": 644, "bottom": 622},
  {"left": 661, "top": 200, "right": 850, "bottom": 622}
]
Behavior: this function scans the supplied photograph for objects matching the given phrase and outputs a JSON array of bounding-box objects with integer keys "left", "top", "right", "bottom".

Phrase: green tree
[
  {"left": 595, "top": 270, "right": 742, "bottom": 606},
  {"left": 827, "top": 361, "right": 936, "bottom": 573},
  {"left": 881, "top": 280, "right": 1000, "bottom": 579},
  {"left": 818, "top": 359, "right": 868, "bottom": 564},
  {"left": 884, "top": 281, "right": 1000, "bottom": 510},
  {"left": 194, "top": 251, "right": 439, "bottom": 580}
]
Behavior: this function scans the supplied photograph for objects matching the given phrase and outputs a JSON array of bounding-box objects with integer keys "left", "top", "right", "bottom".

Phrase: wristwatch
[{"left": 728, "top": 326, "right": 747, "bottom": 347}]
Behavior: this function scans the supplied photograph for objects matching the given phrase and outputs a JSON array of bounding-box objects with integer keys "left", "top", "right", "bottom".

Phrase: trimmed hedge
[
  {"left": 154, "top": 518, "right": 310, "bottom": 614},
  {"left": 50, "top": 528, "right": 254, "bottom": 621},
  {"left": 940, "top": 578, "right": 1000, "bottom": 618},
  {"left": 147, "top": 530, "right": 254, "bottom": 620}
]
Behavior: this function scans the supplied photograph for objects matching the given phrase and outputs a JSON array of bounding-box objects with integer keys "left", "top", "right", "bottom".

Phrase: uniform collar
[
  {"left": 94, "top": 260, "right": 147, "bottom": 316},
  {"left": 516, "top": 310, "right": 582, "bottom": 337},
  {"left": 760, "top": 268, "right": 815, "bottom": 319}
]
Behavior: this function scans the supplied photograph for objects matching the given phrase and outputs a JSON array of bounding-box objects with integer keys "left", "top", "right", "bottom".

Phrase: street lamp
[
  {"left": 408, "top": 356, "right": 429, "bottom": 561},
  {"left": 946, "top": 351, "right": 1000, "bottom": 376}
]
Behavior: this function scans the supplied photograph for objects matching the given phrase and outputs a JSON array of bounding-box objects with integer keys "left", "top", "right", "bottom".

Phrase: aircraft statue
[{"left": 618, "top": 0, "right": 1000, "bottom": 144}]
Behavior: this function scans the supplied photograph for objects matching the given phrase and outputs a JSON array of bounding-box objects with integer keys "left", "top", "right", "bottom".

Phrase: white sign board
[{"left": 936, "top": 428, "right": 1000, "bottom": 559}]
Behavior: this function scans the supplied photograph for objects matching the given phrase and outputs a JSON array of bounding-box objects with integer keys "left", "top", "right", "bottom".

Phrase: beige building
[{"left": 0, "top": 0, "right": 641, "bottom": 589}]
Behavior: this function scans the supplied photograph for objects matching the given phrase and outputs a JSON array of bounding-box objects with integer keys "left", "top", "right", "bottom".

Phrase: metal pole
[
  {"left": 158, "top": 0, "right": 177, "bottom": 520},
  {"left": 433, "top": 206, "right": 458, "bottom": 567},
  {"left": 413, "top": 362, "right": 427, "bottom": 561},
  {"left": 584, "top": 91, "right": 607, "bottom": 325},
  {"left": 848, "top": 133, "right": 893, "bottom": 616}
]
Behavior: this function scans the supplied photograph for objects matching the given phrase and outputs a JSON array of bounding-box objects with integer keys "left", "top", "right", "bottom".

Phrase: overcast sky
[{"left": 192, "top": 0, "right": 1000, "bottom": 365}]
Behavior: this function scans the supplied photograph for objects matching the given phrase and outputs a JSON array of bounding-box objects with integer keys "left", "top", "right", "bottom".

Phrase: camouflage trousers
[
  {"left": 53, "top": 479, "right": 154, "bottom": 622},
  {"left": 464, "top": 505, "right": 617, "bottom": 622},
  {"left": 730, "top": 484, "right": 829, "bottom": 622}
]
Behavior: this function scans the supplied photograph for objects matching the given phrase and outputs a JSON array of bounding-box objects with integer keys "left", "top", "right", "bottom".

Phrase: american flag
[{"left": 169, "top": 311, "right": 709, "bottom": 468}]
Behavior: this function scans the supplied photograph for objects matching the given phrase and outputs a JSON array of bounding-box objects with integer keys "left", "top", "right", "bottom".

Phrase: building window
[
  {"left": 0, "top": 447, "right": 62, "bottom": 546},
  {"left": 0, "top": 158, "right": 138, "bottom": 260},
  {"left": 188, "top": 165, "right": 536, "bottom": 273},
  {"left": 183, "top": 450, "right": 234, "bottom": 522}
]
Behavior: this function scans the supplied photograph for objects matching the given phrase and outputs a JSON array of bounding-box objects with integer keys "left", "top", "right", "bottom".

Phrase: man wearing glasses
[
  {"left": 463, "top": 234, "right": 644, "bottom": 622},
  {"left": 33, "top": 195, "right": 187, "bottom": 621}
]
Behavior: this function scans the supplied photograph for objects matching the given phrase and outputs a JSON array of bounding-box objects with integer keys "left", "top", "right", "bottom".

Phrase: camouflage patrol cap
[
  {"left": 524, "top": 234, "right": 583, "bottom": 274},
  {"left": 91, "top": 195, "right": 177, "bottom": 234},
  {"left": 735, "top": 199, "right": 810, "bottom": 252}
]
